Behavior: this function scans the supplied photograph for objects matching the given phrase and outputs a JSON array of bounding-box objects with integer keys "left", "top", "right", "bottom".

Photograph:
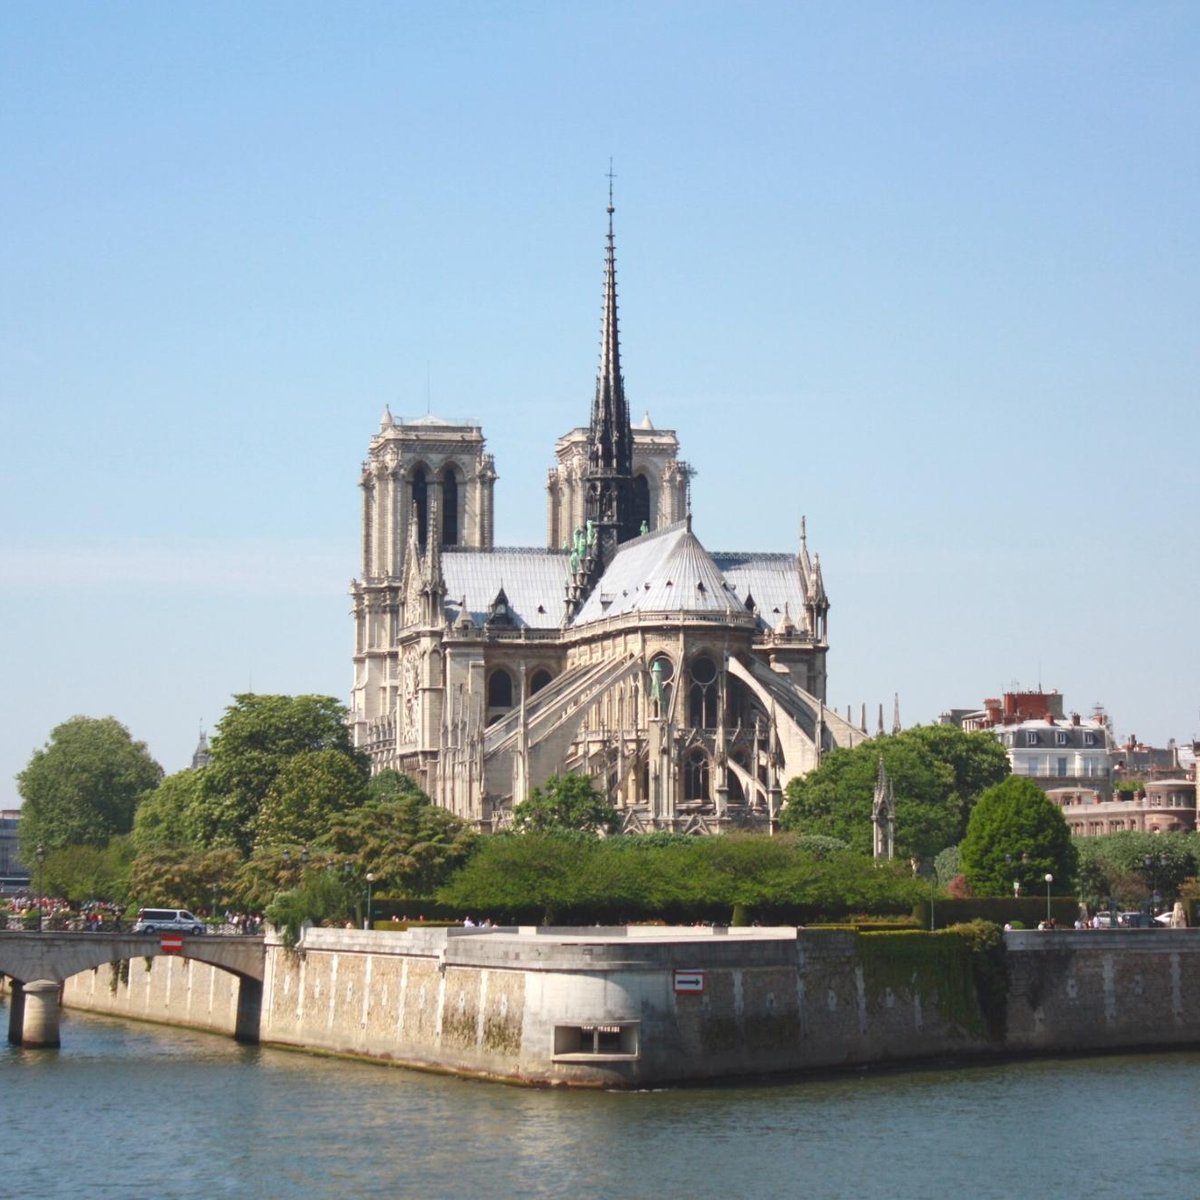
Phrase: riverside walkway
[{"left": 0, "top": 930, "right": 265, "bottom": 1047}]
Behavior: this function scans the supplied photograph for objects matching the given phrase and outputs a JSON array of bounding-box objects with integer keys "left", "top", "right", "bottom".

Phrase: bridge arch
[{"left": 0, "top": 932, "right": 265, "bottom": 1048}]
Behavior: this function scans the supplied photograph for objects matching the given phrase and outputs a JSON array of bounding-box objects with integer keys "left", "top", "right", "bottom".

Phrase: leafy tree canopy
[
  {"left": 127, "top": 846, "right": 243, "bottom": 913},
  {"left": 198, "top": 694, "right": 365, "bottom": 854},
  {"left": 512, "top": 773, "right": 621, "bottom": 835},
  {"left": 254, "top": 749, "right": 369, "bottom": 849},
  {"left": 780, "top": 725, "right": 1009, "bottom": 864},
  {"left": 317, "top": 771, "right": 476, "bottom": 897},
  {"left": 40, "top": 837, "right": 135, "bottom": 906},
  {"left": 18, "top": 716, "right": 163, "bottom": 853},
  {"left": 438, "top": 831, "right": 925, "bottom": 925},
  {"left": 131, "top": 768, "right": 209, "bottom": 853},
  {"left": 960, "top": 776, "right": 1078, "bottom": 897},
  {"left": 1073, "top": 831, "right": 1195, "bottom": 910}
]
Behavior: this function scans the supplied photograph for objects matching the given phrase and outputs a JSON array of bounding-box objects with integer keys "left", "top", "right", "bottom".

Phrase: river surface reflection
[{"left": 2, "top": 1003, "right": 1198, "bottom": 1199}]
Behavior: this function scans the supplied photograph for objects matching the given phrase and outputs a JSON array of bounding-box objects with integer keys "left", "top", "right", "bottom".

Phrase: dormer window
[
  {"left": 1025, "top": 731, "right": 1040, "bottom": 746},
  {"left": 485, "top": 587, "right": 514, "bottom": 627},
  {"left": 1055, "top": 731, "right": 1069, "bottom": 746}
]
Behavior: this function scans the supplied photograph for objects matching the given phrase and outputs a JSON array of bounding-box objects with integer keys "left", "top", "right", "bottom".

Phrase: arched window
[
  {"left": 412, "top": 466, "right": 429, "bottom": 551},
  {"left": 688, "top": 655, "right": 718, "bottom": 728},
  {"left": 441, "top": 467, "right": 459, "bottom": 546},
  {"left": 648, "top": 654, "right": 674, "bottom": 717},
  {"left": 487, "top": 669, "right": 514, "bottom": 711},
  {"left": 632, "top": 473, "right": 652, "bottom": 533},
  {"left": 685, "top": 751, "right": 710, "bottom": 801},
  {"left": 530, "top": 668, "right": 553, "bottom": 695}
]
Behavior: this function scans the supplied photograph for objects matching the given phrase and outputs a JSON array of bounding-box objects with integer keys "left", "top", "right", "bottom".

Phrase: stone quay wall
[
  {"left": 54, "top": 927, "right": 1200, "bottom": 1086},
  {"left": 60, "top": 952, "right": 244, "bottom": 1037}
]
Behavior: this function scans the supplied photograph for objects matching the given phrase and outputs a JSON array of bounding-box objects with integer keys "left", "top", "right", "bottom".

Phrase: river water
[{"left": 2, "top": 1002, "right": 1197, "bottom": 1199}]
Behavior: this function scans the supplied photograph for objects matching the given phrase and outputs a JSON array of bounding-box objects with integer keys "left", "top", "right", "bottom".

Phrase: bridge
[{"left": 0, "top": 931, "right": 266, "bottom": 1048}]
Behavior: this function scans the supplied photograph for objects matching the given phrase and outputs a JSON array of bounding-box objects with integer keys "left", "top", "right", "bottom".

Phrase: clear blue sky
[{"left": 2, "top": 1, "right": 1197, "bottom": 802}]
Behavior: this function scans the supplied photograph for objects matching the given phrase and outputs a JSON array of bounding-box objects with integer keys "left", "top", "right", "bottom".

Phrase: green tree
[
  {"left": 1073, "top": 831, "right": 1194, "bottom": 911},
  {"left": 318, "top": 771, "right": 476, "bottom": 897},
  {"left": 780, "top": 725, "right": 1009, "bottom": 864},
  {"left": 18, "top": 716, "right": 163, "bottom": 853},
  {"left": 903, "top": 725, "right": 1010, "bottom": 827},
  {"left": 265, "top": 869, "right": 359, "bottom": 949},
  {"left": 782, "top": 738, "right": 954, "bottom": 862},
  {"left": 512, "top": 773, "right": 620, "bottom": 835},
  {"left": 960, "top": 776, "right": 1078, "bottom": 897},
  {"left": 131, "top": 768, "right": 209, "bottom": 853},
  {"left": 198, "top": 694, "right": 364, "bottom": 854},
  {"left": 127, "top": 846, "right": 243, "bottom": 913},
  {"left": 254, "top": 749, "right": 369, "bottom": 848},
  {"left": 41, "top": 838, "right": 135, "bottom": 905},
  {"left": 438, "top": 831, "right": 926, "bottom": 925}
]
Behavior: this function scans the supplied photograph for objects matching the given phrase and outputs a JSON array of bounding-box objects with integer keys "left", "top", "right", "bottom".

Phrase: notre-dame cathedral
[{"left": 350, "top": 197, "right": 866, "bottom": 832}]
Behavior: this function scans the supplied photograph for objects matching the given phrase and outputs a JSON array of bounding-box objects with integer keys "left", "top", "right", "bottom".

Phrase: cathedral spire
[{"left": 584, "top": 170, "right": 636, "bottom": 569}]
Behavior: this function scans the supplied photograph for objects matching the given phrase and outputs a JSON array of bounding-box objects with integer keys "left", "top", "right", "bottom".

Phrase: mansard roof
[
  {"left": 572, "top": 522, "right": 746, "bottom": 625},
  {"left": 442, "top": 548, "right": 568, "bottom": 629}
]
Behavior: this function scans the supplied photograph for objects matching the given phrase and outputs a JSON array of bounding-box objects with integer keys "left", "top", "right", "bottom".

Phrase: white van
[{"left": 134, "top": 908, "right": 205, "bottom": 935}]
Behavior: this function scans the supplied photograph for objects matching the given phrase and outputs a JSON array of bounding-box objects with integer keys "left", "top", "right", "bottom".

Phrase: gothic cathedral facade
[{"left": 350, "top": 200, "right": 866, "bottom": 832}]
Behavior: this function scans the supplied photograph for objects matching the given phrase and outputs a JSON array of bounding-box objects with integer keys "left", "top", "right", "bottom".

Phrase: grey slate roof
[
  {"left": 442, "top": 548, "right": 569, "bottom": 629},
  {"left": 712, "top": 551, "right": 807, "bottom": 631},
  {"left": 572, "top": 523, "right": 745, "bottom": 625},
  {"left": 438, "top": 530, "right": 808, "bottom": 633}
]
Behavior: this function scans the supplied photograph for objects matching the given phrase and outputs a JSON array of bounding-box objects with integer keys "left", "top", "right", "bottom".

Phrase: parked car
[
  {"left": 133, "top": 908, "right": 205, "bottom": 935},
  {"left": 1117, "top": 912, "right": 1158, "bottom": 928}
]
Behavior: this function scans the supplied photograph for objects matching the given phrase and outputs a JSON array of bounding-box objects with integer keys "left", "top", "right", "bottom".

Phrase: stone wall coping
[
  {"left": 1006, "top": 928, "right": 1200, "bottom": 948},
  {"left": 294, "top": 924, "right": 807, "bottom": 971}
]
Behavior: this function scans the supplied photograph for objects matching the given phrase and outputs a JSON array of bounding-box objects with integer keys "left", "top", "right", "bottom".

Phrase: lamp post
[
  {"left": 1044, "top": 873, "right": 1054, "bottom": 923},
  {"left": 210, "top": 881, "right": 219, "bottom": 930},
  {"left": 364, "top": 873, "right": 376, "bottom": 931},
  {"left": 1143, "top": 854, "right": 1166, "bottom": 917},
  {"left": 35, "top": 844, "right": 45, "bottom": 929}
]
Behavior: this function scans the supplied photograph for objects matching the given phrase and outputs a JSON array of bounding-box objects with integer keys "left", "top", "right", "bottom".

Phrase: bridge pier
[
  {"left": 7, "top": 979, "right": 25, "bottom": 1045},
  {"left": 235, "top": 977, "right": 263, "bottom": 1044},
  {"left": 18, "top": 979, "right": 62, "bottom": 1047}
]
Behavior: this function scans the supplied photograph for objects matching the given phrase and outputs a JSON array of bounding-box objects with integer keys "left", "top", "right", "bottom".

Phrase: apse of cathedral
[{"left": 350, "top": 198, "right": 867, "bottom": 833}]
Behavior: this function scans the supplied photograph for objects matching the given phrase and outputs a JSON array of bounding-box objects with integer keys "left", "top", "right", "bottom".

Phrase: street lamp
[
  {"left": 211, "top": 881, "right": 220, "bottom": 929},
  {"left": 1044, "top": 873, "right": 1054, "bottom": 922},
  {"left": 35, "top": 844, "right": 45, "bottom": 929},
  {"left": 364, "top": 872, "right": 376, "bottom": 931},
  {"left": 1143, "top": 854, "right": 1166, "bottom": 916}
]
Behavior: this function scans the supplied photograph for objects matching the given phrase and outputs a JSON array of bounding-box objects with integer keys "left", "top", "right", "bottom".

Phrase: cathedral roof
[
  {"left": 572, "top": 522, "right": 746, "bottom": 625},
  {"left": 442, "top": 548, "right": 569, "bottom": 629},
  {"left": 712, "top": 551, "right": 808, "bottom": 631}
]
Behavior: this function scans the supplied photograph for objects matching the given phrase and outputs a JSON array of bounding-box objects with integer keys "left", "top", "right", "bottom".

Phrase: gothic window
[
  {"left": 412, "top": 466, "right": 429, "bottom": 551},
  {"left": 724, "top": 674, "right": 747, "bottom": 727},
  {"left": 648, "top": 654, "right": 674, "bottom": 716},
  {"left": 442, "top": 467, "right": 459, "bottom": 546},
  {"left": 684, "top": 751, "right": 710, "bottom": 801},
  {"left": 688, "top": 655, "right": 718, "bottom": 728},
  {"left": 632, "top": 473, "right": 652, "bottom": 533},
  {"left": 487, "top": 668, "right": 514, "bottom": 711},
  {"left": 530, "top": 668, "right": 553, "bottom": 695}
]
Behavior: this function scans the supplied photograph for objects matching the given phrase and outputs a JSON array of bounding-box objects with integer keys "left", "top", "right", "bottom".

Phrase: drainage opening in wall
[{"left": 553, "top": 1022, "right": 640, "bottom": 1062}]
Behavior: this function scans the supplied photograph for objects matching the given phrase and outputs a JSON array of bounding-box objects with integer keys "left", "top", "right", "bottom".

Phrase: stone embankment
[{"left": 50, "top": 926, "right": 1200, "bottom": 1086}]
